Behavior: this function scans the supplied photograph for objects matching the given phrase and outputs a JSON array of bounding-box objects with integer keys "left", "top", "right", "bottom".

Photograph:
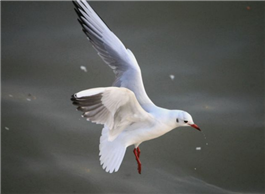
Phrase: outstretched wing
[
  {"left": 73, "top": 0, "right": 155, "bottom": 111},
  {"left": 71, "top": 87, "right": 153, "bottom": 141}
]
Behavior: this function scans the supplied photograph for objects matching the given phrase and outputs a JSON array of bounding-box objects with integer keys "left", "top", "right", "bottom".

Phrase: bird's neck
[{"left": 149, "top": 107, "right": 180, "bottom": 129}]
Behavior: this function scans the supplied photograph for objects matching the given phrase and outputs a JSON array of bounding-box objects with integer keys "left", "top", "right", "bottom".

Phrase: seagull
[{"left": 71, "top": 0, "right": 201, "bottom": 174}]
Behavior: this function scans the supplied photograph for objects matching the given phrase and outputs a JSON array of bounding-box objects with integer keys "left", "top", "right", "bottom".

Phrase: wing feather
[
  {"left": 71, "top": 87, "right": 153, "bottom": 141},
  {"left": 73, "top": 0, "right": 155, "bottom": 111}
]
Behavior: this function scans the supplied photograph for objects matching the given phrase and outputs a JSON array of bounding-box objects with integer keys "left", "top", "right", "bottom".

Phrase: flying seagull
[{"left": 71, "top": 0, "right": 201, "bottom": 174}]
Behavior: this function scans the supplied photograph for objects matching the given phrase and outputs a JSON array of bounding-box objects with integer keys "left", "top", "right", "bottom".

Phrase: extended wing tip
[
  {"left": 72, "top": 0, "right": 84, "bottom": 11},
  {"left": 71, "top": 94, "right": 77, "bottom": 101},
  {"left": 72, "top": 1, "right": 80, "bottom": 11}
]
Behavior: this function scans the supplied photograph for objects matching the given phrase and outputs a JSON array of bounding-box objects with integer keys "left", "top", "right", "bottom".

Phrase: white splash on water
[
  {"left": 196, "top": 147, "right": 201, "bottom": 151},
  {"left": 201, "top": 131, "right": 209, "bottom": 146},
  {"left": 80, "top": 66, "right": 87, "bottom": 72},
  {"left": 169, "top": 74, "right": 175, "bottom": 80},
  {"left": 5, "top": 127, "right": 10, "bottom": 130},
  {"left": 26, "top": 93, "right": 36, "bottom": 101}
]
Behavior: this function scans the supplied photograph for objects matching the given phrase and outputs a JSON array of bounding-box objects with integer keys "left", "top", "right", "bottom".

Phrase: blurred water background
[{"left": 1, "top": 1, "right": 264, "bottom": 193}]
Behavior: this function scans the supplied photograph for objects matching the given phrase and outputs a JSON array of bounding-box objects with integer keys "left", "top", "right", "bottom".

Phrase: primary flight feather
[{"left": 71, "top": 0, "right": 201, "bottom": 174}]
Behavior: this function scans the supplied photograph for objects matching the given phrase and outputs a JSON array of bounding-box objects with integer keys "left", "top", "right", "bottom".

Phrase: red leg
[
  {"left": 133, "top": 148, "right": 142, "bottom": 174},
  {"left": 137, "top": 147, "right": 141, "bottom": 158}
]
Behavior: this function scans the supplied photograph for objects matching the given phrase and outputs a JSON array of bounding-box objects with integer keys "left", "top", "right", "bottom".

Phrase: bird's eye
[
  {"left": 176, "top": 118, "right": 179, "bottom": 123},
  {"left": 184, "top": 120, "right": 188, "bottom": 123}
]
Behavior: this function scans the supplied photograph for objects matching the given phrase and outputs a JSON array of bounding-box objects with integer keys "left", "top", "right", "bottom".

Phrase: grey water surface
[{"left": 1, "top": 1, "right": 264, "bottom": 193}]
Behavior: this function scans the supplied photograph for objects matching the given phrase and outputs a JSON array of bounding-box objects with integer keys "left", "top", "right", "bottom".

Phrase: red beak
[{"left": 190, "top": 124, "right": 201, "bottom": 131}]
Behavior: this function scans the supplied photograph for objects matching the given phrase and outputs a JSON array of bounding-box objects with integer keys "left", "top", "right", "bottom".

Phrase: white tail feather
[{"left": 99, "top": 126, "right": 126, "bottom": 173}]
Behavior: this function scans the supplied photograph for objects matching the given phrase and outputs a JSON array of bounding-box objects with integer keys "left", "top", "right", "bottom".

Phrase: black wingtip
[
  {"left": 72, "top": 0, "right": 85, "bottom": 13},
  {"left": 74, "top": 7, "right": 81, "bottom": 17},
  {"left": 72, "top": 0, "right": 112, "bottom": 32},
  {"left": 71, "top": 94, "right": 77, "bottom": 101},
  {"left": 72, "top": 0, "right": 79, "bottom": 10},
  {"left": 72, "top": 101, "right": 79, "bottom": 106},
  {"left": 77, "top": 18, "right": 84, "bottom": 27}
]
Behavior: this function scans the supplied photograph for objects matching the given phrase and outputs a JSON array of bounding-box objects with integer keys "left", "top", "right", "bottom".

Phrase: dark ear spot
[{"left": 176, "top": 118, "right": 179, "bottom": 123}]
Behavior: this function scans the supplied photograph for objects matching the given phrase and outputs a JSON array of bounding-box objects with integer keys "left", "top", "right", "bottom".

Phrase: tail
[{"left": 99, "top": 126, "right": 126, "bottom": 173}]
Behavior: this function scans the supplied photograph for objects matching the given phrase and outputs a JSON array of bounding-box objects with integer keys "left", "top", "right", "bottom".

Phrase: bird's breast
[{"left": 122, "top": 121, "right": 173, "bottom": 147}]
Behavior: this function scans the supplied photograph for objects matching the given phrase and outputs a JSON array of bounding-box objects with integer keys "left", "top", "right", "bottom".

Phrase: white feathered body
[
  {"left": 115, "top": 111, "right": 176, "bottom": 147},
  {"left": 72, "top": 87, "right": 180, "bottom": 173}
]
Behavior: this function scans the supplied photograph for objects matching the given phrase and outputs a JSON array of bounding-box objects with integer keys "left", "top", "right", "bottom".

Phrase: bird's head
[{"left": 175, "top": 111, "right": 201, "bottom": 131}]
